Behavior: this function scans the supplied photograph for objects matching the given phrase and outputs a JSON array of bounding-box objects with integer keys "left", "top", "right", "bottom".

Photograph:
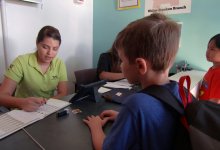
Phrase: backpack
[{"left": 142, "top": 75, "right": 220, "bottom": 150}]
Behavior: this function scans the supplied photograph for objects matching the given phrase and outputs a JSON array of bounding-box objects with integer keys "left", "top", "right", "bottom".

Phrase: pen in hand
[{"left": 42, "top": 98, "right": 47, "bottom": 105}]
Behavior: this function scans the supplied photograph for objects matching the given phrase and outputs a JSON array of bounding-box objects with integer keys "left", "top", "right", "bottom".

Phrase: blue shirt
[{"left": 103, "top": 82, "right": 181, "bottom": 150}]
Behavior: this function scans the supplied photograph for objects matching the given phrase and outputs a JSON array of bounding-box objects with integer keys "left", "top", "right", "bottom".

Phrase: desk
[
  {"left": 0, "top": 130, "right": 40, "bottom": 150},
  {"left": 1, "top": 72, "right": 205, "bottom": 149},
  {"left": 0, "top": 95, "right": 120, "bottom": 150}
]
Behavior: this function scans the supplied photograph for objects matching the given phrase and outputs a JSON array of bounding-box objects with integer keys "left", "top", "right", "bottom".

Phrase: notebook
[
  {"left": 102, "top": 88, "right": 137, "bottom": 104},
  {"left": 0, "top": 98, "right": 70, "bottom": 139}
]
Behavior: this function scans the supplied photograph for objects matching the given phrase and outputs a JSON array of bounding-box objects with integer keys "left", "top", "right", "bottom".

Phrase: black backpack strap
[
  {"left": 142, "top": 85, "right": 192, "bottom": 150},
  {"left": 141, "top": 85, "right": 184, "bottom": 115}
]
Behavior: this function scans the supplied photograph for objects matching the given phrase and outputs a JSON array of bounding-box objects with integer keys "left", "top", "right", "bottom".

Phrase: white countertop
[{"left": 169, "top": 70, "right": 206, "bottom": 97}]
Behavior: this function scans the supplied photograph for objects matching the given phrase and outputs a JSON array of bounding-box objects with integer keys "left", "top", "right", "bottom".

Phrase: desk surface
[
  {"left": 0, "top": 95, "right": 120, "bottom": 150},
  {"left": 2, "top": 72, "right": 205, "bottom": 149}
]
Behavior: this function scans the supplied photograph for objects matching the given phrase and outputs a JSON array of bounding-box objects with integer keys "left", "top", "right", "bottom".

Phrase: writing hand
[{"left": 19, "top": 97, "right": 47, "bottom": 112}]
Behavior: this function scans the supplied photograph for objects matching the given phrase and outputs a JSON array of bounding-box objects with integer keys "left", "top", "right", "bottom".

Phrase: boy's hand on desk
[
  {"left": 19, "top": 97, "right": 47, "bottom": 112},
  {"left": 100, "top": 110, "right": 119, "bottom": 121},
  {"left": 83, "top": 115, "right": 108, "bottom": 129}
]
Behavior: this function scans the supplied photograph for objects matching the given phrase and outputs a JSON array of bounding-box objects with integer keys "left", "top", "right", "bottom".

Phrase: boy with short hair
[
  {"left": 84, "top": 13, "right": 185, "bottom": 150},
  {"left": 199, "top": 34, "right": 220, "bottom": 103}
]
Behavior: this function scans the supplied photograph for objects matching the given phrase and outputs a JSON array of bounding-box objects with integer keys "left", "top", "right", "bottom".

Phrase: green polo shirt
[{"left": 5, "top": 52, "right": 68, "bottom": 98}]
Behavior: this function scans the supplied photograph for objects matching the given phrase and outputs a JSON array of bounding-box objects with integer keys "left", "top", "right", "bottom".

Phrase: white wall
[
  {"left": 0, "top": 0, "right": 93, "bottom": 93},
  {"left": 0, "top": 12, "right": 6, "bottom": 82}
]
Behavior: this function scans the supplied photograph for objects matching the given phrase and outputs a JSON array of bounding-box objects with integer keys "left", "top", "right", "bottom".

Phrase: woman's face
[{"left": 36, "top": 37, "right": 60, "bottom": 64}]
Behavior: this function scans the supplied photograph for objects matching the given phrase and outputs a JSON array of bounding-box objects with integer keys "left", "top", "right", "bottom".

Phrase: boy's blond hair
[{"left": 115, "top": 13, "right": 181, "bottom": 72}]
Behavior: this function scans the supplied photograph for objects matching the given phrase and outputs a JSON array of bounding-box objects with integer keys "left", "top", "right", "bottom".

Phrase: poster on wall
[
  {"left": 117, "top": 0, "right": 140, "bottom": 10},
  {"left": 145, "top": 0, "right": 191, "bottom": 16}
]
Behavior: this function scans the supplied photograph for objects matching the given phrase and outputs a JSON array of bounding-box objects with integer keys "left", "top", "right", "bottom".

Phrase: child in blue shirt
[{"left": 84, "top": 13, "right": 185, "bottom": 150}]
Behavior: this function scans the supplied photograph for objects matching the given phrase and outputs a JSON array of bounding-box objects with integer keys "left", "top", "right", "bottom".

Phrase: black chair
[{"left": 74, "top": 68, "right": 98, "bottom": 92}]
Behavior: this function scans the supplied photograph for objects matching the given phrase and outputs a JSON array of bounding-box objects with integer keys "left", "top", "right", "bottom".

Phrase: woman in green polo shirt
[{"left": 0, "top": 26, "right": 68, "bottom": 112}]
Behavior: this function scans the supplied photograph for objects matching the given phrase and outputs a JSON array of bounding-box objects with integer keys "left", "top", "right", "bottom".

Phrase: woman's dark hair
[
  {"left": 209, "top": 34, "right": 220, "bottom": 49},
  {"left": 109, "top": 43, "right": 121, "bottom": 72},
  {"left": 36, "top": 25, "right": 61, "bottom": 45}
]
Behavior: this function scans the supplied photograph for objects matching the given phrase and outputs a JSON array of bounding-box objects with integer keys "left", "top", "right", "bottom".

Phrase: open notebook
[
  {"left": 101, "top": 79, "right": 141, "bottom": 104},
  {"left": 0, "top": 98, "right": 70, "bottom": 139}
]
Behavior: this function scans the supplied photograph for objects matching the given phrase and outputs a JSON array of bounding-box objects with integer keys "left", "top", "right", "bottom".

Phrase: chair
[{"left": 74, "top": 68, "right": 98, "bottom": 92}]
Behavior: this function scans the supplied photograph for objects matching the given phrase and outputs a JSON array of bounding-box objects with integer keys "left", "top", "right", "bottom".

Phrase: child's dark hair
[
  {"left": 115, "top": 13, "right": 181, "bottom": 72},
  {"left": 36, "top": 25, "right": 61, "bottom": 45},
  {"left": 209, "top": 34, "right": 220, "bottom": 49}
]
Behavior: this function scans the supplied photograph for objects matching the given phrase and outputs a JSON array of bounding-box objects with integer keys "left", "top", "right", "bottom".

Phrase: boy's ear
[{"left": 135, "top": 58, "right": 148, "bottom": 75}]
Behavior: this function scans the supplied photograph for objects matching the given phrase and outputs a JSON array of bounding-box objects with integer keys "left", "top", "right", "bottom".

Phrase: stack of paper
[
  {"left": 103, "top": 79, "right": 133, "bottom": 90},
  {"left": 0, "top": 98, "right": 70, "bottom": 139}
]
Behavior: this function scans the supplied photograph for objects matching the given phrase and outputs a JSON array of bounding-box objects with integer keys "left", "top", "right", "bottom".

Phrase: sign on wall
[
  {"left": 21, "top": 0, "right": 42, "bottom": 4},
  {"left": 145, "top": 0, "right": 191, "bottom": 16},
  {"left": 117, "top": 0, "right": 140, "bottom": 10}
]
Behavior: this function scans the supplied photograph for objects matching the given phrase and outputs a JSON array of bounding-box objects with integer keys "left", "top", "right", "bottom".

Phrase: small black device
[
  {"left": 56, "top": 109, "right": 69, "bottom": 118},
  {"left": 69, "top": 80, "right": 106, "bottom": 103}
]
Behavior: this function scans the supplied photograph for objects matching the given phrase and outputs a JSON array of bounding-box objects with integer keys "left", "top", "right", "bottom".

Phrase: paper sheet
[{"left": 98, "top": 87, "right": 111, "bottom": 94}]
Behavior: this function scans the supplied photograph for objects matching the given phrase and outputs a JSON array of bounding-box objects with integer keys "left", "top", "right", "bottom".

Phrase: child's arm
[
  {"left": 100, "top": 110, "right": 119, "bottom": 121},
  {"left": 209, "top": 99, "right": 220, "bottom": 104},
  {"left": 83, "top": 110, "right": 118, "bottom": 150},
  {"left": 83, "top": 115, "right": 108, "bottom": 150},
  {"left": 99, "top": 71, "right": 124, "bottom": 81}
]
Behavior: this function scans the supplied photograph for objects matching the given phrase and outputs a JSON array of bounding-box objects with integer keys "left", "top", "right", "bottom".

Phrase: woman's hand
[{"left": 19, "top": 97, "right": 47, "bottom": 112}]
